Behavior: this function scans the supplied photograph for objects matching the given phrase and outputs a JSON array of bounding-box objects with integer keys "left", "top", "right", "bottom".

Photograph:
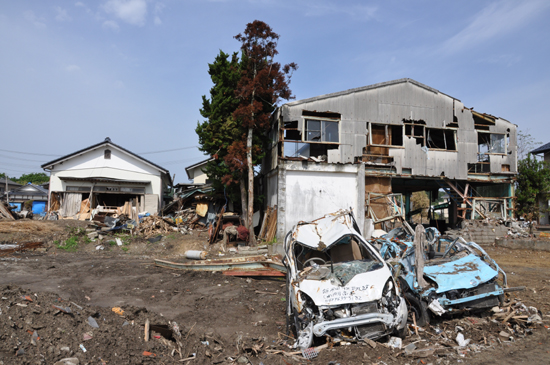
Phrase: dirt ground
[{"left": 0, "top": 219, "right": 549, "bottom": 364}]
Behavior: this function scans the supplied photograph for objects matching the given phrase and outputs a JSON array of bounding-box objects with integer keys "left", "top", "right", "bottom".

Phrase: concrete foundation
[{"left": 495, "top": 238, "right": 550, "bottom": 251}]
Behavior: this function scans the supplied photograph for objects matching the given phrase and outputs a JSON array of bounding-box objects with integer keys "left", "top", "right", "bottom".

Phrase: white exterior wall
[
  {"left": 48, "top": 146, "right": 163, "bottom": 197},
  {"left": 276, "top": 161, "right": 365, "bottom": 241},
  {"left": 189, "top": 166, "right": 208, "bottom": 184}
]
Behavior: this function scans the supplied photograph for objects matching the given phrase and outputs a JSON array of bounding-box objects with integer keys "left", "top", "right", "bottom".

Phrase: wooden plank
[
  {"left": 266, "top": 206, "right": 278, "bottom": 242},
  {"left": 223, "top": 269, "right": 285, "bottom": 277},
  {"left": 0, "top": 202, "right": 15, "bottom": 220},
  {"left": 209, "top": 206, "right": 225, "bottom": 245},
  {"left": 258, "top": 207, "right": 272, "bottom": 240}
]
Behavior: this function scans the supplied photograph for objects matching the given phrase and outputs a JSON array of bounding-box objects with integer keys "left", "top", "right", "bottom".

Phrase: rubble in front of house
[{"left": 444, "top": 217, "right": 537, "bottom": 243}]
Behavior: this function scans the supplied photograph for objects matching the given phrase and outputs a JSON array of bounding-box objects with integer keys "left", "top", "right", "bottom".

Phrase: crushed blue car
[{"left": 375, "top": 225, "right": 522, "bottom": 326}]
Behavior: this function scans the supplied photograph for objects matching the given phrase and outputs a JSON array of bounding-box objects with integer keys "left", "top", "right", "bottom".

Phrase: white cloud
[
  {"left": 304, "top": 2, "right": 377, "bottom": 21},
  {"left": 102, "top": 20, "right": 119, "bottom": 30},
  {"left": 66, "top": 65, "right": 81, "bottom": 72},
  {"left": 55, "top": 7, "right": 72, "bottom": 22},
  {"left": 75, "top": 2, "right": 92, "bottom": 14},
  {"left": 481, "top": 54, "right": 522, "bottom": 67},
  {"left": 102, "top": 0, "right": 147, "bottom": 26},
  {"left": 441, "top": 0, "right": 550, "bottom": 55},
  {"left": 154, "top": 2, "right": 164, "bottom": 25},
  {"left": 24, "top": 10, "right": 46, "bottom": 29}
]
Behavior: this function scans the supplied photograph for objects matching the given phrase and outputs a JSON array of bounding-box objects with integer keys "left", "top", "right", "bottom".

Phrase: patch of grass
[
  {"left": 57, "top": 236, "right": 80, "bottom": 252},
  {"left": 57, "top": 227, "right": 92, "bottom": 251},
  {"left": 121, "top": 247, "right": 129, "bottom": 252}
]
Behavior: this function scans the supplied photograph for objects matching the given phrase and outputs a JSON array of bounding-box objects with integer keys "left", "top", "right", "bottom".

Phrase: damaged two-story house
[{"left": 263, "top": 79, "right": 517, "bottom": 240}]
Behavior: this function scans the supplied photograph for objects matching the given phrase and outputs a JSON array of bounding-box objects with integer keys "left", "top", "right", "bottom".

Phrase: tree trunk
[
  {"left": 240, "top": 177, "right": 248, "bottom": 227},
  {"left": 247, "top": 126, "right": 256, "bottom": 246}
]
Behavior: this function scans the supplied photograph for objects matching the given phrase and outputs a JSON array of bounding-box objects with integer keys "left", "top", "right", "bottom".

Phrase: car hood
[
  {"left": 296, "top": 265, "right": 392, "bottom": 306},
  {"left": 423, "top": 254, "right": 498, "bottom": 293},
  {"left": 292, "top": 212, "right": 358, "bottom": 250}
]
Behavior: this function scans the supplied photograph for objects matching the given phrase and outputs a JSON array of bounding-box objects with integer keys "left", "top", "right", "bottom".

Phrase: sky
[{"left": 1, "top": 0, "right": 549, "bottom": 183}]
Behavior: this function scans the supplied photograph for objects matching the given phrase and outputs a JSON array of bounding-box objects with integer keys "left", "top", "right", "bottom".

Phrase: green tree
[
  {"left": 230, "top": 20, "right": 297, "bottom": 245},
  {"left": 11, "top": 172, "right": 49, "bottom": 185},
  {"left": 516, "top": 154, "right": 550, "bottom": 222},
  {"left": 196, "top": 50, "right": 245, "bottom": 208}
]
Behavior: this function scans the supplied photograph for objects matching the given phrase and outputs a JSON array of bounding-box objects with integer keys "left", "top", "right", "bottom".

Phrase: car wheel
[
  {"left": 393, "top": 324, "right": 408, "bottom": 339},
  {"left": 404, "top": 292, "right": 430, "bottom": 327}
]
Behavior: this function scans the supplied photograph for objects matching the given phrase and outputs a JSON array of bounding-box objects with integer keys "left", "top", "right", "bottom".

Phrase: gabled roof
[
  {"left": 185, "top": 157, "right": 213, "bottom": 180},
  {"left": 0, "top": 177, "right": 21, "bottom": 186},
  {"left": 41, "top": 137, "right": 172, "bottom": 185},
  {"left": 9, "top": 183, "right": 48, "bottom": 196},
  {"left": 530, "top": 142, "right": 550, "bottom": 155},
  {"left": 283, "top": 78, "right": 459, "bottom": 107}
]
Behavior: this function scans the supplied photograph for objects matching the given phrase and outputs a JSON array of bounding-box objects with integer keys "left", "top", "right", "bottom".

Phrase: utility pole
[{"left": 4, "top": 173, "right": 8, "bottom": 204}]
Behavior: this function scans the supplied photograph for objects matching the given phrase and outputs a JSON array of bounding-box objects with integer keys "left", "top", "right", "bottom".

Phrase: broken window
[
  {"left": 426, "top": 128, "right": 457, "bottom": 151},
  {"left": 283, "top": 142, "right": 338, "bottom": 159},
  {"left": 282, "top": 121, "right": 302, "bottom": 141},
  {"left": 305, "top": 119, "right": 339, "bottom": 143},
  {"left": 369, "top": 123, "right": 403, "bottom": 146},
  {"left": 468, "top": 163, "right": 490, "bottom": 174},
  {"left": 403, "top": 119, "right": 425, "bottom": 146},
  {"left": 478, "top": 133, "right": 505, "bottom": 154}
]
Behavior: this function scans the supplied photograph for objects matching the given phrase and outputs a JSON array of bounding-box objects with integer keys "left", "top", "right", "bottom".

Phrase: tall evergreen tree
[
  {"left": 230, "top": 20, "right": 297, "bottom": 245},
  {"left": 196, "top": 51, "right": 245, "bottom": 209},
  {"left": 516, "top": 154, "right": 550, "bottom": 222}
]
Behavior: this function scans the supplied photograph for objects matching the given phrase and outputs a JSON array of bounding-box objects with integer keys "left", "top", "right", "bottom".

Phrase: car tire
[
  {"left": 393, "top": 324, "right": 408, "bottom": 339},
  {"left": 404, "top": 292, "right": 430, "bottom": 327}
]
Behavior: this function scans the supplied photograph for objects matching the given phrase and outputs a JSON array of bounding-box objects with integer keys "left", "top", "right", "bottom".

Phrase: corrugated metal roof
[
  {"left": 283, "top": 78, "right": 459, "bottom": 107},
  {"left": 531, "top": 141, "right": 550, "bottom": 155}
]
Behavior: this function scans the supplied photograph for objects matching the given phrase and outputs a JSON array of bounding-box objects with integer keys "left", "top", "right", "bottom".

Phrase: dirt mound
[
  {"left": 0, "top": 284, "right": 212, "bottom": 364},
  {"left": 0, "top": 220, "right": 64, "bottom": 234}
]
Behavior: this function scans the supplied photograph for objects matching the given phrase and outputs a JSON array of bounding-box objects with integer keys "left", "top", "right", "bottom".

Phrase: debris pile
[
  {"left": 0, "top": 241, "right": 43, "bottom": 257},
  {"left": 0, "top": 201, "right": 16, "bottom": 220},
  {"left": 444, "top": 218, "right": 534, "bottom": 244},
  {"left": 0, "top": 285, "right": 209, "bottom": 364}
]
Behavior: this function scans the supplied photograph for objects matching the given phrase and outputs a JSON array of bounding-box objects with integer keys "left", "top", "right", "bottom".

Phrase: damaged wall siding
[
  {"left": 273, "top": 79, "right": 517, "bottom": 179},
  {"left": 275, "top": 160, "right": 365, "bottom": 241}
]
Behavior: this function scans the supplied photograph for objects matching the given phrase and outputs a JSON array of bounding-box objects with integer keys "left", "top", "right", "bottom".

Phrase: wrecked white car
[{"left": 283, "top": 210, "right": 407, "bottom": 349}]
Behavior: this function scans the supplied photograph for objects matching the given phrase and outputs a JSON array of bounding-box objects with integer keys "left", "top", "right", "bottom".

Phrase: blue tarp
[{"left": 32, "top": 201, "right": 47, "bottom": 214}]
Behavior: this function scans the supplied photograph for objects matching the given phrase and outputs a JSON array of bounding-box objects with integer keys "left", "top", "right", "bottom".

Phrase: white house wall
[
  {"left": 276, "top": 161, "right": 365, "bottom": 240},
  {"left": 48, "top": 146, "right": 163, "bottom": 197}
]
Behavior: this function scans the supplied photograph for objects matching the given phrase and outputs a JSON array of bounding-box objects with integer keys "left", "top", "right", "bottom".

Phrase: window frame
[
  {"left": 477, "top": 132, "right": 507, "bottom": 155},
  {"left": 367, "top": 123, "right": 404, "bottom": 148},
  {"left": 303, "top": 117, "right": 340, "bottom": 144},
  {"left": 425, "top": 127, "right": 458, "bottom": 152}
]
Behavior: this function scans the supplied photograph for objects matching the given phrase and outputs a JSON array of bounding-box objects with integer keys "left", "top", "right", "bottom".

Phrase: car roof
[{"left": 292, "top": 211, "right": 360, "bottom": 249}]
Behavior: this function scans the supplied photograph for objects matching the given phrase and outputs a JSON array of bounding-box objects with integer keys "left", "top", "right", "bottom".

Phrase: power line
[
  {"left": 0, "top": 145, "right": 200, "bottom": 157},
  {"left": 0, "top": 148, "right": 60, "bottom": 157},
  {"left": 1, "top": 161, "right": 42, "bottom": 169},
  {"left": 138, "top": 146, "right": 199, "bottom": 154},
  {"left": 0, "top": 153, "right": 48, "bottom": 163},
  {"left": 1, "top": 166, "right": 41, "bottom": 174},
  {"left": 158, "top": 157, "right": 208, "bottom": 165}
]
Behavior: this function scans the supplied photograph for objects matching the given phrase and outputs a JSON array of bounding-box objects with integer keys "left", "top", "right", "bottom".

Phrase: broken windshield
[{"left": 294, "top": 234, "right": 383, "bottom": 284}]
